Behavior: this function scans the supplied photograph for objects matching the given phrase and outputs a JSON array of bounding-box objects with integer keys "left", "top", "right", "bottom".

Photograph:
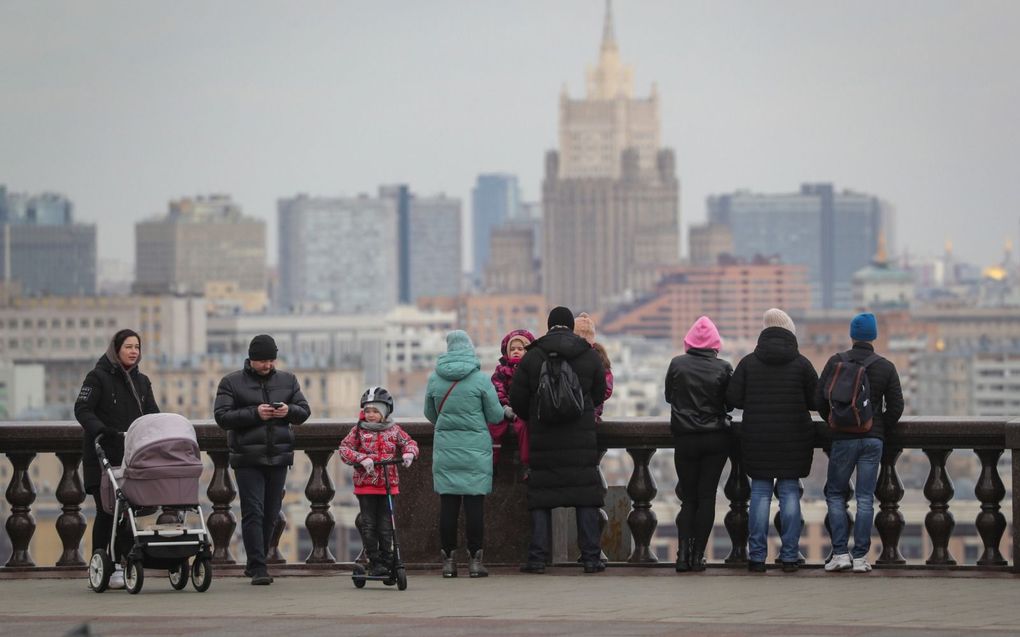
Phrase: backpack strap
[
  {"left": 437, "top": 380, "right": 460, "bottom": 414},
  {"left": 840, "top": 351, "right": 881, "bottom": 368}
]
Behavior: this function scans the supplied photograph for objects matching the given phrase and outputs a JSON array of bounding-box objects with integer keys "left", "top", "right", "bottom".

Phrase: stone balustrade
[{"left": 1, "top": 417, "right": 1016, "bottom": 572}]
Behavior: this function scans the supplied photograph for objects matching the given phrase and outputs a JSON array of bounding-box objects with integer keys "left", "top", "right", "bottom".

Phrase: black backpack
[
  {"left": 823, "top": 352, "right": 880, "bottom": 433},
  {"left": 535, "top": 350, "right": 586, "bottom": 425}
]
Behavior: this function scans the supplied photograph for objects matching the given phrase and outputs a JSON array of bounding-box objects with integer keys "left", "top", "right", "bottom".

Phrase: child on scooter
[{"left": 339, "top": 386, "right": 419, "bottom": 576}]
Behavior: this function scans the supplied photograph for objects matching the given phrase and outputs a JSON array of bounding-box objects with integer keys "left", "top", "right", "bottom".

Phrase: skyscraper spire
[{"left": 601, "top": 0, "right": 617, "bottom": 52}]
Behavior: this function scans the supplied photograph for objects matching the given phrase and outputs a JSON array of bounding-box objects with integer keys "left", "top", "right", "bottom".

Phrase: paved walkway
[{"left": 1, "top": 568, "right": 1018, "bottom": 636}]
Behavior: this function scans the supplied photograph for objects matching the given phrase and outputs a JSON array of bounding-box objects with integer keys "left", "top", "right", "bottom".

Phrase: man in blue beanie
[{"left": 816, "top": 313, "right": 903, "bottom": 573}]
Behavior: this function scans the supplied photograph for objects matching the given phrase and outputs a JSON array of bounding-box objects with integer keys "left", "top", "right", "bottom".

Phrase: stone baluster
[
  {"left": 923, "top": 448, "right": 956, "bottom": 565},
  {"left": 625, "top": 448, "right": 658, "bottom": 563},
  {"left": 723, "top": 449, "right": 749, "bottom": 564},
  {"left": 974, "top": 448, "right": 1007, "bottom": 566},
  {"left": 54, "top": 452, "right": 87, "bottom": 566},
  {"left": 304, "top": 449, "right": 336, "bottom": 563},
  {"left": 875, "top": 447, "right": 906, "bottom": 564},
  {"left": 4, "top": 452, "right": 37, "bottom": 568},
  {"left": 206, "top": 450, "right": 237, "bottom": 563}
]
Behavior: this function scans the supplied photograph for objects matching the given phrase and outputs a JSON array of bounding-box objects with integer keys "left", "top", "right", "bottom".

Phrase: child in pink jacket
[
  {"left": 489, "top": 328, "right": 535, "bottom": 480},
  {"left": 338, "top": 386, "right": 419, "bottom": 576}
]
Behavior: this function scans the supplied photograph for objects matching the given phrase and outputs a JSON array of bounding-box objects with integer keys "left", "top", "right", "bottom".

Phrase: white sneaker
[
  {"left": 109, "top": 565, "right": 125, "bottom": 589},
  {"left": 824, "top": 553, "right": 852, "bottom": 572},
  {"left": 852, "top": 557, "right": 872, "bottom": 573}
]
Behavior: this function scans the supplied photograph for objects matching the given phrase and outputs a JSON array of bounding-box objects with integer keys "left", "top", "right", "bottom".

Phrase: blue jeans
[
  {"left": 825, "top": 438, "right": 882, "bottom": 558},
  {"left": 748, "top": 478, "right": 802, "bottom": 563}
]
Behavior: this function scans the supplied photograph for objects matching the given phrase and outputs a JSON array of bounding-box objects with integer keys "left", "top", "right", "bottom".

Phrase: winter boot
[
  {"left": 675, "top": 538, "right": 692, "bottom": 572},
  {"left": 469, "top": 550, "right": 488, "bottom": 578},
  {"left": 690, "top": 540, "right": 706, "bottom": 572},
  {"left": 441, "top": 549, "right": 458, "bottom": 578}
]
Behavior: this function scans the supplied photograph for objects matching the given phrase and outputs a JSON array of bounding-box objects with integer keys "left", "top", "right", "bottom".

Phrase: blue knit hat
[{"left": 850, "top": 313, "right": 878, "bottom": 342}]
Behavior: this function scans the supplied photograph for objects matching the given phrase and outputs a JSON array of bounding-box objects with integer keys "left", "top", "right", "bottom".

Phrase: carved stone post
[
  {"left": 723, "top": 448, "right": 749, "bottom": 564},
  {"left": 4, "top": 452, "right": 37, "bottom": 567},
  {"left": 625, "top": 448, "right": 658, "bottom": 563},
  {"left": 55, "top": 451, "right": 87, "bottom": 566},
  {"left": 923, "top": 448, "right": 956, "bottom": 565},
  {"left": 875, "top": 447, "right": 906, "bottom": 564},
  {"left": 206, "top": 450, "right": 237, "bottom": 564},
  {"left": 304, "top": 449, "right": 336, "bottom": 563},
  {"left": 974, "top": 448, "right": 1007, "bottom": 566}
]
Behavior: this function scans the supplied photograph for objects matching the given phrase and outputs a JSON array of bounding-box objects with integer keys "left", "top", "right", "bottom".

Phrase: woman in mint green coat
[{"left": 424, "top": 330, "right": 505, "bottom": 578}]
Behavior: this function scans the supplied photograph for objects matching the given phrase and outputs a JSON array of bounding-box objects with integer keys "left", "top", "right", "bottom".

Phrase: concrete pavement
[{"left": 1, "top": 567, "right": 1019, "bottom": 636}]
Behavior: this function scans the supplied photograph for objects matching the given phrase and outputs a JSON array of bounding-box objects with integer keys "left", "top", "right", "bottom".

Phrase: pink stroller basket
[{"left": 101, "top": 413, "right": 203, "bottom": 514}]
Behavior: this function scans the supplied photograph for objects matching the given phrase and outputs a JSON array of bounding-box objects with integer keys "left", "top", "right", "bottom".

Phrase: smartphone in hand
[{"left": 271, "top": 402, "right": 285, "bottom": 409}]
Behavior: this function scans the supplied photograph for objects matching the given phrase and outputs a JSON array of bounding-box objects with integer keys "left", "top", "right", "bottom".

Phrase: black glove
[{"left": 99, "top": 426, "right": 124, "bottom": 440}]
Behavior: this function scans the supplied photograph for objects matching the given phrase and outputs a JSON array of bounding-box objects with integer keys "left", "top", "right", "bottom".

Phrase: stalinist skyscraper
[{"left": 542, "top": 0, "right": 680, "bottom": 312}]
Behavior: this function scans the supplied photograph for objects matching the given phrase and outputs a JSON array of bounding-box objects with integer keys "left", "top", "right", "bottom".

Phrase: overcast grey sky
[{"left": 1, "top": 0, "right": 1018, "bottom": 271}]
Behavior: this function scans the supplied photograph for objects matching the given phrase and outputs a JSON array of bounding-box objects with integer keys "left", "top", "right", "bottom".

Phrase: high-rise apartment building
[
  {"left": 472, "top": 174, "right": 520, "bottom": 279},
  {"left": 484, "top": 223, "right": 540, "bottom": 294},
  {"left": 135, "top": 195, "right": 266, "bottom": 304},
  {"left": 0, "top": 188, "right": 95, "bottom": 296},
  {"left": 542, "top": 3, "right": 680, "bottom": 312},
  {"left": 408, "top": 194, "right": 462, "bottom": 301},
  {"left": 708, "top": 183, "right": 891, "bottom": 310},
  {"left": 277, "top": 194, "right": 397, "bottom": 313}
]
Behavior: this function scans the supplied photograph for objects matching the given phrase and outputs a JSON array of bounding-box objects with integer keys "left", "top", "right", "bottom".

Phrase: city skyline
[{"left": 1, "top": 0, "right": 1018, "bottom": 270}]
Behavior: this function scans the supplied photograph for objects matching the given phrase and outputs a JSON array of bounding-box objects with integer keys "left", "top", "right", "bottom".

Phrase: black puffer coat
[
  {"left": 509, "top": 328, "right": 607, "bottom": 510},
  {"left": 726, "top": 327, "right": 819, "bottom": 480},
  {"left": 74, "top": 341, "right": 160, "bottom": 492},
  {"left": 816, "top": 342, "right": 904, "bottom": 442},
  {"left": 665, "top": 348, "right": 733, "bottom": 436},
  {"left": 213, "top": 361, "right": 311, "bottom": 468}
]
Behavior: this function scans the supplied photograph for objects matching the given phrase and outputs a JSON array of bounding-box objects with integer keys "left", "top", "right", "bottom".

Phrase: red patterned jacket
[{"left": 338, "top": 420, "right": 419, "bottom": 495}]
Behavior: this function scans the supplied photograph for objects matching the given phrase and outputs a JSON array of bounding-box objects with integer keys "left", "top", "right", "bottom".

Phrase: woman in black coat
[
  {"left": 74, "top": 329, "right": 160, "bottom": 585},
  {"left": 665, "top": 316, "right": 733, "bottom": 573},
  {"left": 725, "top": 309, "right": 817, "bottom": 572}
]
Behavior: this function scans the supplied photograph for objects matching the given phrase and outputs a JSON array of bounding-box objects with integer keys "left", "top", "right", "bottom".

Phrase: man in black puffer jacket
[
  {"left": 509, "top": 306, "right": 607, "bottom": 574},
  {"left": 816, "top": 312, "right": 903, "bottom": 574},
  {"left": 726, "top": 309, "right": 818, "bottom": 573},
  {"left": 214, "top": 334, "right": 310, "bottom": 585}
]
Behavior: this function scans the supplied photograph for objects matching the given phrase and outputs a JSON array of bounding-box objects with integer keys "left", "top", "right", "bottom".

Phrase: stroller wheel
[
  {"left": 169, "top": 558, "right": 190, "bottom": 590},
  {"left": 396, "top": 567, "right": 408, "bottom": 591},
  {"left": 88, "top": 550, "right": 113, "bottom": 593},
  {"left": 125, "top": 559, "right": 144, "bottom": 594},
  {"left": 191, "top": 557, "right": 212, "bottom": 592},
  {"left": 352, "top": 564, "right": 366, "bottom": 589}
]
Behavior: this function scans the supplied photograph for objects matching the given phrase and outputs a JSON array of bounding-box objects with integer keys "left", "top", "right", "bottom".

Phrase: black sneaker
[
  {"left": 519, "top": 562, "right": 545, "bottom": 574},
  {"left": 747, "top": 561, "right": 766, "bottom": 573},
  {"left": 582, "top": 561, "right": 606, "bottom": 573},
  {"left": 368, "top": 563, "right": 391, "bottom": 577},
  {"left": 781, "top": 561, "right": 799, "bottom": 573},
  {"left": 251, "top": 574, "right": 272, "bottom": 585}
]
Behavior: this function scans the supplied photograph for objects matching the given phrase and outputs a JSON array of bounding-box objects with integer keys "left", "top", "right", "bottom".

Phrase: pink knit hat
[{"left": 683, "top": 316, "right": 723, "bottom": 352}]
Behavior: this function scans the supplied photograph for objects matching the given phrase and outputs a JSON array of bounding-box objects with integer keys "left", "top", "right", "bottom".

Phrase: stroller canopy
[{"left": 124, "top": 413, "right": 199, "bottom": 469}]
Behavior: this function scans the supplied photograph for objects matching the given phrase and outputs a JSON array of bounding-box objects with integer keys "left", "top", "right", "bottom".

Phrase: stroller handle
[
  {"left": 93, "top": 431, "right": 124, "bottom": 461},
  {"left": 375, "top": 458, "right": 402, "bottom": 467}
]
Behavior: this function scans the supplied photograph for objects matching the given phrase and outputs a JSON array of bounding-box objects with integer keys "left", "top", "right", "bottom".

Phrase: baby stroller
[
  {"left": 89, "top": 413, "right": 213, "bottom": 594},
  {"left": 351, "top": 458, "right": 408, "bottom": 591}
]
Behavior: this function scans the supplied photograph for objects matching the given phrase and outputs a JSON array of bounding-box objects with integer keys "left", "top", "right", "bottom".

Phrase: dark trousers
[
  {"left": 91, "top": 492, "right": 114, "bottom": 558},
  {"left": 357, "top": 494, "right": 395, "bottom": 563},
  {"left": 673, "top": 430, "right": 731, "bottom": 553},
  {"left": 527, "top": 506, "right": 601, "bottom": 564},
  {"left": 235, "top": 465, "right": 288, "bottom": 574},
  {"left": 439, "top": 494, "right": 484, "bottom": 554}
]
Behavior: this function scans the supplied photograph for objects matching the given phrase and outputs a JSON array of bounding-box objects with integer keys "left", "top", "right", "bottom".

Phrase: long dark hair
[{"left": 113, "top": 328, "right": 141, "bottom": 353}]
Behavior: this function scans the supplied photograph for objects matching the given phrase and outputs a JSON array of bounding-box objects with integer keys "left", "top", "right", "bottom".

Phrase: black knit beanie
[
  {"left": 547, "top": 306, "right": 575, "bottom": 331},
  {"left": 248, "top": 334, "right": 278, "bottom": 361}
]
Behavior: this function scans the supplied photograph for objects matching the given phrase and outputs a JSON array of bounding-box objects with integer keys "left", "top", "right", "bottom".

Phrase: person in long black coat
[
  {"left": 509, "top": 306, "right": 607, "bottom": 574},
  {"left": 74, "top": 329, "right": 160, "bottom": 586},
  {"left": 725, "top": 309, "right": 818, "bottom": 572}
]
